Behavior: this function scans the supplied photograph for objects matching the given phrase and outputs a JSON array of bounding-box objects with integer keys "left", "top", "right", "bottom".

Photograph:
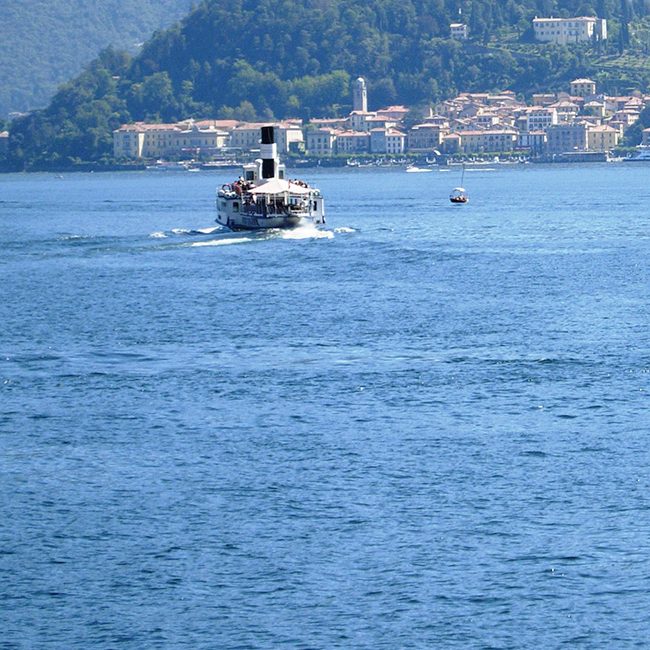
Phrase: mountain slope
[{"left": 0, "top": 0, "right": 193, "bottom": 117}]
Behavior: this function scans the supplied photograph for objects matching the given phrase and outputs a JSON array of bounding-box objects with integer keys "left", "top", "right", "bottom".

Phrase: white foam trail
[
  {"left": 334, "top": 226, "right": 356, "bottom": 234},
  {"left": 171, "top": 228, "right": 191, "bottom": 235},
  {"left": 149, "top": 231, "right": 167, "bottom": 239},
  {"left": 280, "top": 225, "right": 334, "bottom": 240},
  {"left": 195, "top": 226, "right": 221, "bottom": 234},
  {"left": 191, "top": 237, "right": 252, "bottom": 247}
]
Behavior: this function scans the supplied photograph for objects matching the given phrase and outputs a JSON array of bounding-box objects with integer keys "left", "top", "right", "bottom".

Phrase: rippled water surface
[{"left": 1, "top": 164, "right": 650, "bottom": 648}]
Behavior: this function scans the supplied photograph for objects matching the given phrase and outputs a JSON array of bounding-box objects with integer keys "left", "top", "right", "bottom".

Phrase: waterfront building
[
  {"left": 113, "top": 123, "right": 180, "bottom": 159},
  {"left": 442, "top": 133, "right": 461, "bottom": 154},
  {"left": 305, "top": 128, "right": 337, "bottom": 155},
  {"left": 454, "top": 128, "right": 518, "bottom": 153},
  {"left": 533, "top": 16, "right": 607, "bottom": 45},
  {"left": 518, "top": 131, "right": 547, "bottom": 156},
  {"left": 370, "top": 127, "right": 406, "bottom": 154},
  {"left": 175, "top": 120, "right": 229, "bottom": 156},
  {"left": 335, "top": 131, "right": 371, "bottom": 154},
  {"left": 587, "top": 125, "right": 620, "bottom": 152},
  {"left": 546, "top": 123, "right": 589, "bottom": 153},
  {"left": 407, "top": 124, "right": 445, "bottom": 152},
  {"left": 384, "top": 128, "right": 407, "bottom": 154},
  {"left": 0, "top": 130, "right": 8, "bottom": 155}
]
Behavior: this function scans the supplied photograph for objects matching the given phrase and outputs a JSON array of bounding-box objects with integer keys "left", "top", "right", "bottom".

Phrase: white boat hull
[
  {"left": 216, "top": 193, "right": 324, "bottom": 231},
  {"left": 216, "top": 210, "right": 303, "bottom": 231}
]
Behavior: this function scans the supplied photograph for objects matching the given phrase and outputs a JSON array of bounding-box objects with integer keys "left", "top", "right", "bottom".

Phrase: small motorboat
[
  {"left": 406, "top": 165, "right": 432, "bottom": 173},
  {"left": 449, "top": 187, "right": 469, "bottom": 203},
  {"left": 449, "top": 165, "right": 468, "bottom": 203}
]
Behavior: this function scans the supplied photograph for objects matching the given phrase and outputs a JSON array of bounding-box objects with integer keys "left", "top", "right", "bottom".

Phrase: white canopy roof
[{"left": 249, "top": 178, "right": 311, "bottom": 195}]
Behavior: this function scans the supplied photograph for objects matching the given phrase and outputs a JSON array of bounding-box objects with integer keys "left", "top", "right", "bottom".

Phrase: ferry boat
[{"left": 216, "top": 126, "right": 325, "bottom": 230}]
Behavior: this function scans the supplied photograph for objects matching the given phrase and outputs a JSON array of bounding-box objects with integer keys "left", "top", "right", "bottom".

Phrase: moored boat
[{"left": 216, "top": 126, "right": 325, "bottom": 230}]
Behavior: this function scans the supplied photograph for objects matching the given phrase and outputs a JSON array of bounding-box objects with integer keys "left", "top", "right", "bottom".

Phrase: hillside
[
  {"left": 4, "top": 0, "right": 650, "bottom": 168},
  {"left": 0, "top": 0, "right": 194, "bottom": 117}
]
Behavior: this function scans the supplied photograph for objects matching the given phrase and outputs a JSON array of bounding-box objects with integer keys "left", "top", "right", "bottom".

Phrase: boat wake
[
  {"left": 149, "top": 226, "right": 222, "bottom": 239},
  {"left": 191, "top": 237, "right": 253, "bottom": 247},
  {"left": 150, "top": 222, "right": 353, "bottom": 249}
]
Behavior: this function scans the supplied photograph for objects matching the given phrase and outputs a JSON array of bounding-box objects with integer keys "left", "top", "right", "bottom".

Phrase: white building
[
  {"left": 113, "top": 123, "right": 180, "bottom": 159},
  {"left": 450, "top": 23, "right": 468, "bottom": 40},
  {"left": 230, "top": 122, "right": 303, "bottom": 153},
  {"left": 524, "top": 107, "right": 558, "bottom": 132},
  {"left": 570, "top": 78, "right": 597, "bottom": 98},
  {"left": 533, "top": 16, "right": 607, "bottom": 45}
]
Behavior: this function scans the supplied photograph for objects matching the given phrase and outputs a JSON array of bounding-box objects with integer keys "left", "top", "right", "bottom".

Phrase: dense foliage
[
  {"left": 0, "top": 0, "right": 193, "bottom": 117},
  {"left": 5, "top": 0, "right": 650, "bottom": 167}
]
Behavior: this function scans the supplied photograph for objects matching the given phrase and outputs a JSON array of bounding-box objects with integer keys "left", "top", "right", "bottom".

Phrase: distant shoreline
[{"left": 2, "top": 159, "right": 648, "bottom": 175}]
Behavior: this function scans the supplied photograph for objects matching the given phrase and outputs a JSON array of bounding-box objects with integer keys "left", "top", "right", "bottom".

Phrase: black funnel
[
  {"left": 261, "top": 126, "right": 276, "bottom": 178},
  {"left": 261, "top": 126, "right": 274, "bottom": 145}
]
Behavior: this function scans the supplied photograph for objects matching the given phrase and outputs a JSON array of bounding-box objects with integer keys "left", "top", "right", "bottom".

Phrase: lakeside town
[
  {"left": 2, "top": 14, "right": 649, "bottom": 168},
  {"left": 110, "top": 74, "right": 650, "bottom": 166},
  {"left": 106, "top": 14, "right": 650, "bottom": 167}
]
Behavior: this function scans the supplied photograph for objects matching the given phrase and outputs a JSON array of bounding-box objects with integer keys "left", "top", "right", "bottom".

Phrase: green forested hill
[
  {"left": 0, "top": 0, "right": 193, "bottom": 117},
  {"left": 4, "top": 0, "right": 650, "bottom": 168}
]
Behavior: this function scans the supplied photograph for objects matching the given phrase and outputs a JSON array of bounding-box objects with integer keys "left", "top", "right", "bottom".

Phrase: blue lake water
[{"left": 1, "top": 163, "right": 650, "bottom": 648}]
